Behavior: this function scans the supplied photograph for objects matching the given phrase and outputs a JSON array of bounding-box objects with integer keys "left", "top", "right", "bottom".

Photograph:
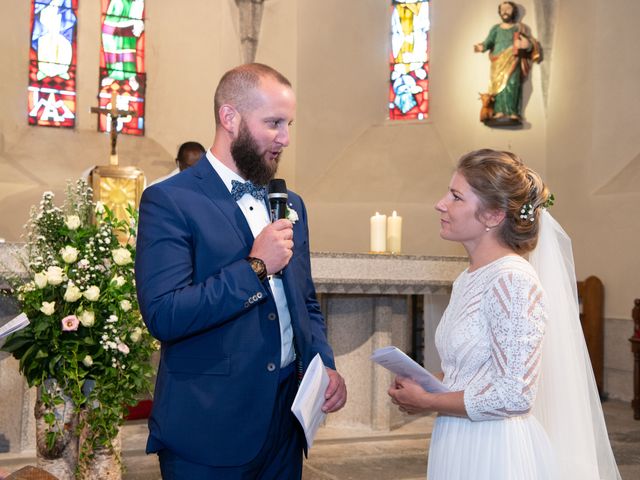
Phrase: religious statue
[{"left": 474, "top": 2, "right": 541, "bottom": 127}]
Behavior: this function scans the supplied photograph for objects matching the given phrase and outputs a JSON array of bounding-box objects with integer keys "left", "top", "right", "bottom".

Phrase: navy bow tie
[{"left": 230, "top": 180, "right": 267, "bottom": 201}]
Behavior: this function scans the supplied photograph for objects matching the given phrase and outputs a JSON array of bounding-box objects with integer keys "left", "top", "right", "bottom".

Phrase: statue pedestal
[{"left": 311, "top": 252, "right": 466, "bottom": 431}]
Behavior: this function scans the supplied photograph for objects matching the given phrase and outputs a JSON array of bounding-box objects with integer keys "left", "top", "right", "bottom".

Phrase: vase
[
  {"left": 35, "top": 378, "right": 79, "bottom": 480},
  {"left": 78, "top": 423, "right": 122, "bottom": 480},
  {"left": 77, "top": 379, "right": 122, "bottom": 480}
]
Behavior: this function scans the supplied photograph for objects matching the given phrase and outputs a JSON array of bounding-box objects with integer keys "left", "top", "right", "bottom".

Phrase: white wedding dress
[{"left": 427, "top": 255, "right": 555, "bottom": 480}]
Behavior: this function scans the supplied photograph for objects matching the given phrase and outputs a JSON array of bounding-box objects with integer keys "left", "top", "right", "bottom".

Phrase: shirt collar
[{"left": 205, "top": 150, "right": 244, "bottom": 194}]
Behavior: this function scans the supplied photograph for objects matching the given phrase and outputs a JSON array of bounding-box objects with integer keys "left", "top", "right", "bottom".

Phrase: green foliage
[{"left": 1, "top": 180, "right": 157, "bottom": 473}]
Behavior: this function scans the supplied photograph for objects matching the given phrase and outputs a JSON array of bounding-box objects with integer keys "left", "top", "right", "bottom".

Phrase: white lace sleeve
[{"left": 464, "top": 270, "right": 546, "bottom": 421}]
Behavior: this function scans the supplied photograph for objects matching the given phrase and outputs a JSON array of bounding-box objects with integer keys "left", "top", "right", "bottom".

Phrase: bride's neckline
[{"left": 466, "top": 254, "right": 522, "bottom": 275}]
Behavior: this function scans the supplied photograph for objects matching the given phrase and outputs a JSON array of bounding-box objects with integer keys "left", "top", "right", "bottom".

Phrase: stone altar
[
  {"left": 311, "top": 253, "right": 466, "bottom": 431},
  {"left": 0, "top": 243, "right": 467, "bottom": 452}
]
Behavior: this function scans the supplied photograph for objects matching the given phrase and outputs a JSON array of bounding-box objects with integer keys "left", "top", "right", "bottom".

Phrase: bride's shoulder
[{"left": 486, "top": 255, "right": 541, "bottom": 287}]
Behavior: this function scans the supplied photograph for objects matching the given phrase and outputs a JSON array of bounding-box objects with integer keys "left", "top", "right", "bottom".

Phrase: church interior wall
[
  {"left": 0, "top": 0, "right": 637, "bottom": 399},
  {"left": 543, "top": 0, "right": 640, "bottom": 400},
  {"left": 295, "top": 0, "right": 547, "bottom": 256}
]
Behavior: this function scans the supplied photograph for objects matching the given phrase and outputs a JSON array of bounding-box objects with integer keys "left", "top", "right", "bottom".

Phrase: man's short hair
[
  {"left": 213, "top": 63, "right": 292, "bottom": 126},
  {"left": 176, "top": 141, "right": 205, "bottom": 163},
  {"left": 176, "top": 142, "right": 206, "bottom": 170}
]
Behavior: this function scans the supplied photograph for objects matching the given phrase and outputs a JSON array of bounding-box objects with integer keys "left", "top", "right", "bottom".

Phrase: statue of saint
[{"left": 474, "top": 2, "right": 541, "bottom": 126}]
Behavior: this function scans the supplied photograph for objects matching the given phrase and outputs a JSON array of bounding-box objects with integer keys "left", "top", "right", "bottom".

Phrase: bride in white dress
[{"left": 388, "top": 149, "right": 621, "bottom": 480}]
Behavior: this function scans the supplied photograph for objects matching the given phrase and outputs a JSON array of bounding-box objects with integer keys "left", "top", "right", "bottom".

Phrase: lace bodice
[{"left": 436, "top": 255, "right": 546, "bottom": 421}]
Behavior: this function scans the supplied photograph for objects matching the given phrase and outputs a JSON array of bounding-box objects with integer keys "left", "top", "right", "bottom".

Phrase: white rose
[
  {"left": 112, "top": 248, "right": 132, "bottom": 266},
  {"left": 60, "top": 246, "right": 79, "bottom": 264},
  {"left": 34, "top": 272, "right": 48, "bottom": 289},
  {"left": 82, "top": 355, "right": 93, "bottom": 367},
  {"left": 95, "top": 201, "right": 105, "bottom": 214},
  {"left": 120, "top": 299, "right": 132, "bottom": 312},
  {"left": 40, "top": 301, "right": 55, "bottom": 316},
  {"left": 130, "top": 327, "right": 143, "bottom": 343},
  {"left": 83, "top": 286, "right": 101, "bottom": 302},
  {"left": 78, "top": 310, "right": 95, "bottom": 327},
  {"left": 65, "top": 215, "right": 81, "bottom": 230},
  {"left": 63, "top": 283, "right": 82, "bottom": 303},
  {"left": 117, "top": 343, "right": 130, "bottom": 355},
  {"left": 287, "top": 207, "right": 299, "bottom": 224},
  {"left": 45, "top": 266, "right": 64, "bottom": 285},
  {"left": 111, "top": 275, "right": 126, "bottom": 288}
]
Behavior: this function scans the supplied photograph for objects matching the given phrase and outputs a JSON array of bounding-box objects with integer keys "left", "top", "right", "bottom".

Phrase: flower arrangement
[{"left": 1, "top": 180, "right": 156, "bottom": 475}]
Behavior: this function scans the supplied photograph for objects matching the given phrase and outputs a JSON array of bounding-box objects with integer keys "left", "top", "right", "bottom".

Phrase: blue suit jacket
[{"left": 135, "top": 157, "right": 335, "bottom": 466}]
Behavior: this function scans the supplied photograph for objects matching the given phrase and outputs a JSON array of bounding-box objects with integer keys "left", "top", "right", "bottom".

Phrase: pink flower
[{"left": 61, "top": 315, "right": 80, "bottom": 332}]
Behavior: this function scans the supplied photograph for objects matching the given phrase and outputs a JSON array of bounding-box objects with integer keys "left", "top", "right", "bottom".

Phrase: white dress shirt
[{"left": 206, "top": 150, "right": 295, "bottom": 368}]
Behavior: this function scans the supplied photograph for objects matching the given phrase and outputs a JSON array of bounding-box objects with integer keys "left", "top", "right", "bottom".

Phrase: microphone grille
[{"left": 268, "top": 178, "right": 287, "bottom": 195}]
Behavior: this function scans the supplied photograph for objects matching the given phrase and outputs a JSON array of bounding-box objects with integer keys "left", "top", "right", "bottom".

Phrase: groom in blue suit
[{"left": 135, "top": 63, "right": 347, "bottom": 479}]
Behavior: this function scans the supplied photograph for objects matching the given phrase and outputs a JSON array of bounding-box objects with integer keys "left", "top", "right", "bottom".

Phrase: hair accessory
[
  {"left": 520, "top": 193, "right": 555, "bottom": 223},
  {"left": 541, "top": 193, "right": 555, "bottom": 209},
  {"left": 520, "top": 203, "right": 535, "bottom": 222}
]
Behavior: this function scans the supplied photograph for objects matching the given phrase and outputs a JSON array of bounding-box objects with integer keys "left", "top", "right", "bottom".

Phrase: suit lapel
[{"left": 191, "top": 157, "right": 255, "bottom": 248}]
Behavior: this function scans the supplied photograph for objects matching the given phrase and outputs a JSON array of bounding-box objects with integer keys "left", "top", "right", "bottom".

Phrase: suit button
[
  {"left": 244, "top": 301, "right": 250, "bottom": 308},
  {"left": 267, "top": 362, "right": 276, "bottom": 372},
  {"left": 267, "top": 313, "right": 277, "bottom": 321},
  {"left": 257, "top": 292, "right": 263, "bottom": 299}
]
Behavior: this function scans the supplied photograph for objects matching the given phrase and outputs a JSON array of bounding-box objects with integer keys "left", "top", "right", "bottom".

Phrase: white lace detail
[{"left": 435, "top": 256, "right": 546, "bottom": 421}]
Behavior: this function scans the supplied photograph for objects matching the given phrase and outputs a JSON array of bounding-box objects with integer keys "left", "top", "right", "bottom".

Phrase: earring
[{"left": 485, "top": 226, "right": 491, "bottom": 232}]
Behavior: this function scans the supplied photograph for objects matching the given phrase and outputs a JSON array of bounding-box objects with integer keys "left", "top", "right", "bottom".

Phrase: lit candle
[
  {"left": 387, "top": 210, "right": 402, "bottom": 254},
  {"left": 370, "top": 212, "right": 387, "bottom": 253}
]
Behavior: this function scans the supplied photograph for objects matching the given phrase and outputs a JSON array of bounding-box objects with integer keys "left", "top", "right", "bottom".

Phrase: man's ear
[{"left": 218, "top": 104, "right": 240, "bottom": 135}]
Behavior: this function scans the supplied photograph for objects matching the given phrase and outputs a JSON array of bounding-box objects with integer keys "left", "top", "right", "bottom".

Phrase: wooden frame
[
  {"left": 631, "top": 299, "right": 640, "bottom": 420},
  {"left": 577, "top": 276, "right": 604, "bottom": 396}
]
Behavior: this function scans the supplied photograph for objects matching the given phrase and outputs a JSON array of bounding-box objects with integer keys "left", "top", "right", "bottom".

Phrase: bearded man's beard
[{"left": 231, "top": 122, "right": 280, "bottom": 186}]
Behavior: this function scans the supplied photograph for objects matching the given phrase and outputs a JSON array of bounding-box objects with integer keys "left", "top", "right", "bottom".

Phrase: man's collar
[{"left": 206, "top": 150, "right": 244, "bottom": 193}]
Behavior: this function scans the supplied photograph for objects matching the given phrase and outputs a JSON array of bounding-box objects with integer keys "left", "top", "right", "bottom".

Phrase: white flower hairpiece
[
  {"left": 519, "top": 193, "right": 555, "bottom": 223},
  {"left": 520, "top": 203, "right": 535, "bottom": 222}
]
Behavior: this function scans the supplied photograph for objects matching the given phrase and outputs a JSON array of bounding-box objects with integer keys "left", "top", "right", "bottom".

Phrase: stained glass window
[
  {"left": 28, "top": 0, "right": 78, "bottom": 128},
  {"left": 96, "top": 0, "right": 146, "bottom": 136},
  {"left": 389, "top": 0, "right": 430, "bottom": 120}
]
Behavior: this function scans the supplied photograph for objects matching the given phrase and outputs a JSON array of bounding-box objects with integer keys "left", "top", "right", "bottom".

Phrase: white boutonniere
[{"left": 286, "top": 205, "right": 299, "bottom": 224}]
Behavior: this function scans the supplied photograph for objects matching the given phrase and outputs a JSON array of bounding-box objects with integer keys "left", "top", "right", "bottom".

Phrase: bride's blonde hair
[{"left": 457, "top": 149, "right": 551, "bottom": 254}]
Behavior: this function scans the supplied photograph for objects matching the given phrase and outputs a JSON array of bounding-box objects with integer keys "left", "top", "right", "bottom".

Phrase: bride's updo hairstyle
[{"left": 457, "top": 149, "right": 551, "bottom": 254}]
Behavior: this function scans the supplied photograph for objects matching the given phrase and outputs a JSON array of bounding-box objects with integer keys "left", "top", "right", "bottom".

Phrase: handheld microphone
[
  {"left": 268, "top": 179, "right": 288, "bottom": 222},
  {"left": 268, "top": 179, "right": 288, "bottom": 278}
]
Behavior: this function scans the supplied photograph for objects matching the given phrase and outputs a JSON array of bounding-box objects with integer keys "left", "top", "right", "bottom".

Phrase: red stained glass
[
  {"left": 28, "top": 0, "right": 79, "bottom": 128},
  {"left": 389, "top": 1, "right": 430, "bottom": 121},
  {"left": 97, "top": 0, "right": 146, "bottom": 136}
]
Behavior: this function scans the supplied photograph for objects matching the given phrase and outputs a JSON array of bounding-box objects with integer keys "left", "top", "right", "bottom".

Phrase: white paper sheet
[
  {"left": 291, "top": 353, "right": 330, "bottom": 449},
  {"left": 370, "top": 345, "right": 450, "bottom": 393},
  {"left": 0, "top": 312, "right": 30, "bottom": 339}
]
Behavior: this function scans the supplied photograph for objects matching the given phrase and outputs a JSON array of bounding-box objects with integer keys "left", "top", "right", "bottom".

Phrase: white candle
[
  {"left": 370, "top": 212, "right": 387, "bottom": 253},
  {"left": 387, "top": 210, "right": 402, "bottom": 254}
]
